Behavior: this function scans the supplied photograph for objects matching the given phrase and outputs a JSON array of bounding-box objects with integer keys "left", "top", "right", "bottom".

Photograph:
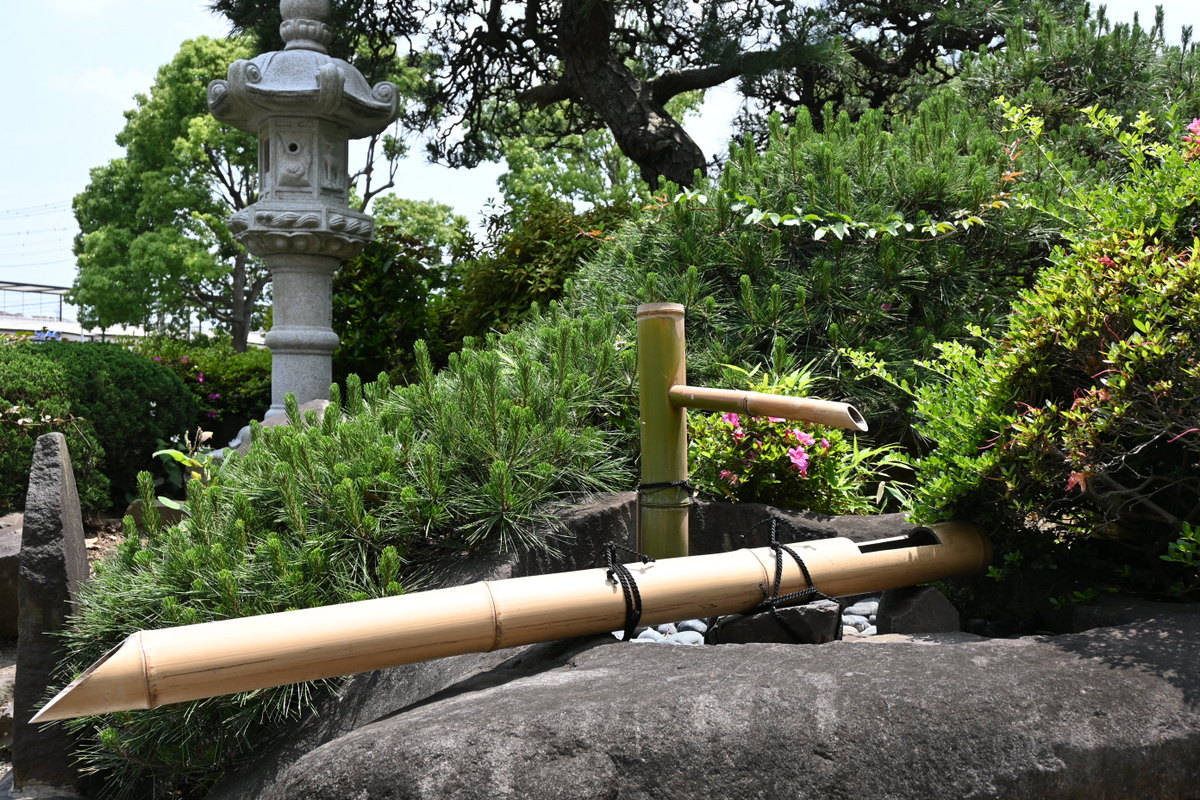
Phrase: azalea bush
[
  {"left": 133, "top": 334, "right": 270, "bottom": 445},
  {"left": 689, "top": 366, "right": 908, "bottom": 514},
  {"left": 904, "top": 105, "right": 1200, "bottom": 607}
]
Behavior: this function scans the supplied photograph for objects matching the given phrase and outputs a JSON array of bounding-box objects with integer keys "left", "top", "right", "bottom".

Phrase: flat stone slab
[{"left": 261, "top": 603, "right": 1200, "bottom": 800}]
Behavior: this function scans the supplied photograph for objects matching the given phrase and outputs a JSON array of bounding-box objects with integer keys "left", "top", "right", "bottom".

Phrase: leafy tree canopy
[
  {"left": 71, "top": 34, "right": 417, "bottom": 352},
  {"left": 71, "top": 36, "right": 265, "bottom": 351},
  {"left": 211, "top": 0, "right": 1082, "bottom": 188}
]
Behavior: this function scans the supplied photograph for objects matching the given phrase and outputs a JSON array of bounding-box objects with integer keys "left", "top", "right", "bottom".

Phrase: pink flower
[
  {"left": 732, "top": 428, "right": 747, "bottom": 443},
  {"left": 820, "top": 438, "right": 831, "bottom": 451},
  {"left": 880, "top": 302, "right": 894, "bottom": 311},
  {"left": 151, "top": 356, "right": 162, "bottom": 362},
  {"left": 787, "top": 446, "right": 809, "bottom": 476},
  {"left": 767, "top": 416, "right": 785, "bottom": 423},
  {"left": 206, "top": 410, "right": 219, "bottom": 419},
  {"left": 197, "top": 372, "right": 205, "bottom": 383},
  {"left": 1098, "top": 255, "right": 1116, "bottom": 268},
  {"left": 721, "top": 412, "right": 741, "bottom": 428},
  {"left": 208, "top": 392, "right": 221, "bottom": 400},
  {"left": 791, "top": 429, "right": 816, "bottom": 447},
  {"left": 1188, "top": 118, "right": 1200, "bottom": 135},
  {"left": 719, "top": 469, "right": 739, "bottom": 486},
  {"left": 180, "top": 356, "right": 189, "bottom": 363}
]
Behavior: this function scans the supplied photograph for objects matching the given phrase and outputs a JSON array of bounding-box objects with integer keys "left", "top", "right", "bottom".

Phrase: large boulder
[
  {"left": 262, "top": 604, "right": 1200, "bottom": 800},
  {"left": 209, "top": 494, "right": 913, "bottom": 798}
]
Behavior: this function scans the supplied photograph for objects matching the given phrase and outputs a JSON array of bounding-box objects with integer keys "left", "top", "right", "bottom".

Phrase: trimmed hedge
[{"left": 0, "top": 341, "right": 198, "bottom": 514}]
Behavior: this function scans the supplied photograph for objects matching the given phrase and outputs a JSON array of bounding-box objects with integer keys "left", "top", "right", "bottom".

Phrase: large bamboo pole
[
  {"left": 33, "top": 523, "right": 990, "bottom": 723},
  {"left": 636, "top": 303, "right": 689, "bottom": 559}
]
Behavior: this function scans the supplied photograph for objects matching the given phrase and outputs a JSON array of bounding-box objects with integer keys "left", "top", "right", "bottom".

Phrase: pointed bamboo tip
[{"left": 31, "top": 634, "right": 151, "bottom": 723}]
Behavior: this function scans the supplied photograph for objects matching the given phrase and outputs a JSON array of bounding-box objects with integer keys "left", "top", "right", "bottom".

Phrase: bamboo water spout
[
  {"left": 635, "top": 302, "right": 870, "bottom": 559},
  {"left": 667, "top": 386, "right": 868, "bottom": 432},
  {"left": 33, "top": 522, "right": 990, "bottom": 723}
]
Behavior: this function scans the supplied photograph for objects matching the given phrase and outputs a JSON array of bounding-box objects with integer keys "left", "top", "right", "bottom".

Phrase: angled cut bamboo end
[
  {"left": 32, "top": 633, "right": 150, "bottom": 723},
  {"left": 668, "top": 385, "right": 869, "bottom": 432}
]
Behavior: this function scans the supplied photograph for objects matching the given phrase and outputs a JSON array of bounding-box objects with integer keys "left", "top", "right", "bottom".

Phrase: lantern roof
[{"left": 208, "top": 0, "right": 397, "bottom": 139}]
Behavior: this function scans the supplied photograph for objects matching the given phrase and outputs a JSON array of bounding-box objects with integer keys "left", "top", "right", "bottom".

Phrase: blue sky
[{"left": 0, "top": 0, "right": 1193, "bottom": 307}]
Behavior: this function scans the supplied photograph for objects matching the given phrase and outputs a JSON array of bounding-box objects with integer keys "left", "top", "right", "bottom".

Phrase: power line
[
  {"left": 0, "top": 226, "right": 75, "bottom": 237},
  {"left": 0, "top": 259, "right": 75, "bottom": 269},
  {"left": 0, "top": 201, "right": 72, "bottom": 217}
]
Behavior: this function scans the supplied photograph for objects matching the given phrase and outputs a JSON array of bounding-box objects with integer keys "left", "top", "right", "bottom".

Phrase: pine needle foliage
[
  {"left": 576, "top": 92, "right": 1065, "bottom": 440},
  {"left": 59, "top": 308, "right": 635, "bottom": 799}
]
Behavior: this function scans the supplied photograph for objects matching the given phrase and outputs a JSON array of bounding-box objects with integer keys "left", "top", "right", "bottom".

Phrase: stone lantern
[{"left": 208, "top": 0, "right": 398, "bottom": 416}]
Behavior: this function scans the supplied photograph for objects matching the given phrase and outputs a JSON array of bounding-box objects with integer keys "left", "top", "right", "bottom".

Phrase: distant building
[{"left": 0, "top": 281, "right": 264, "bottom": 345}]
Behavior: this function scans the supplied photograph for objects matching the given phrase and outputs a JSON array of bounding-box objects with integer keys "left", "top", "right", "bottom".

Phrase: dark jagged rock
[
  {"left": 711, "top": 600, "right": 841, "bottom": 644},
  {"left": 13, "top": 434, "right": 88, "bottom": 793},
  {"left": 877, "top": 585, "right": 961, "bottom": 634},
  {"left": 0, "top": 522, "right": 21, "bottom": 638}
]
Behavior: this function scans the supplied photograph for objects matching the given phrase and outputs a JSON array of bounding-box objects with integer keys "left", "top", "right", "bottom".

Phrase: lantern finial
[{"left": 280, "top": 0, "right": 332, "bottom": 52}]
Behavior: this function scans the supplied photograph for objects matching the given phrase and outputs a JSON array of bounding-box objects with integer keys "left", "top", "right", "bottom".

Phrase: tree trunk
[
  {"left": 557, "top": 0, "right": 707, "bottom": 189},
  {"left": 229, "top": 252, "right": 251, "bottom": 353}
]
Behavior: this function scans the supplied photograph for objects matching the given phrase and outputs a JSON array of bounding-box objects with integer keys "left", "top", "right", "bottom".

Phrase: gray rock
[
  {"left": 844, "top": 599, "right": 879, "bottom": 617},
  {"left": 688, "top": 501, "right": 918, "bottom": 549},
  {"left": 860, "top": 625, "right": 877, "bottom": 636},
  {"left": 664, "top": 631, "right": 704, "bottom": 646},
  {"left": 1068, "top": 595, "right": 1194, "bottom": 633},
  {"left": 204, "top": 497, "right": 1005, "bottom": 799},
  {"left": 233, "top": 399, "right": 336, "bottom": 455},
  {"left": 676, "top": 619, "right": 708, "bottom": 634},
  {"left": 13, "top": 434, "right": 88, "bottom": 792},
  {"left": 0, "top": 524, "right": 21, "bottom": 638},
  {"left": 842, "top": 613, "right": 871, "bottom": 631},
  {"left": 653, "top": 623, "right": 677, "bottom": 635},
  {"left": 636, "top": 628, "right": 666, "bottom": 642},
  {"left": 262, "top": 605, "right": 1200, "bottom": 800},
  {"left": 877, "top": 585, "right": 961, "bottom": 634},
  {"left": 204, "top": 553, "right": 544, "bottom": 800},
  {"left": 0, "top": 771, "right": 86, "bottom": 799},
  {"left": 123, "top": 497, "right": 185, "bottom": 530},
  {"left": 713, "top": 600, "right": 841, "bottom": 645}
]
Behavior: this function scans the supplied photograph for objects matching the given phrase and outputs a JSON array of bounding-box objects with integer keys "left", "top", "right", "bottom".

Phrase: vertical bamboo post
[{"left": 636, "top": 302, "right": 690, "bottom": 558}]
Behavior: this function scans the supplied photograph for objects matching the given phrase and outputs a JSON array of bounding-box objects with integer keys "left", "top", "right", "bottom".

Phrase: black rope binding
[
  {"left": 605, "top": 542, "right": 656, "bottom": 641},
  {"left": 636, "top": 479, "right": 695, "bottom": 494},
  {"left": 752, "top": 517, "right": 842, "bottom": 643}
]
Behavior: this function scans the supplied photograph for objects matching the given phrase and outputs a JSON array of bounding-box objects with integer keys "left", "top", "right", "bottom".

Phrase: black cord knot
[{"left": 605, "top": 542, "right": 656, "bottom": 641}]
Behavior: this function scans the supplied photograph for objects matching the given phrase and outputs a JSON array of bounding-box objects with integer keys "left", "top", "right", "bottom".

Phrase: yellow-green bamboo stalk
[
  {"left": 636, "top": 302, "right": 689, "bottom": 558},
  {"left": 667, "top": 386, "right": 868, "bottom": 431},
  {"left": 33, "top": 523, "right": 991, "bottom": 722}
]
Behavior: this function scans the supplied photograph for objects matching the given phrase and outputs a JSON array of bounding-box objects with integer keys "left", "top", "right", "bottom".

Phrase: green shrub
[
  {"left": 958, "top": 7, "right": 1200, "bottom": 169},
  {"left": 0, "top": 341, "right": 197, "bottom": 514},
  {"left": 904, "top": 106, "right": 1200, "bottom": 609},
  {"left": 132, "top": 334, "right": 271, "bottom": 445},
  {"left": 577, "top": 92, "right": 1064, "bottom": 442},
  {"left": 688, "top": 365, "right": 908, "bottom": 513},
  {"left": 450, "top": 194, "right": 632, "bottom": 340},
  {"left": 60, "top": 308, "right": 636, "bottom": 799},
  {"left": 332, "top": 199, "right": 474, "bottom": 385},
  {"left": 0, "top": 344, "right": 106, "bottom": 512}
]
